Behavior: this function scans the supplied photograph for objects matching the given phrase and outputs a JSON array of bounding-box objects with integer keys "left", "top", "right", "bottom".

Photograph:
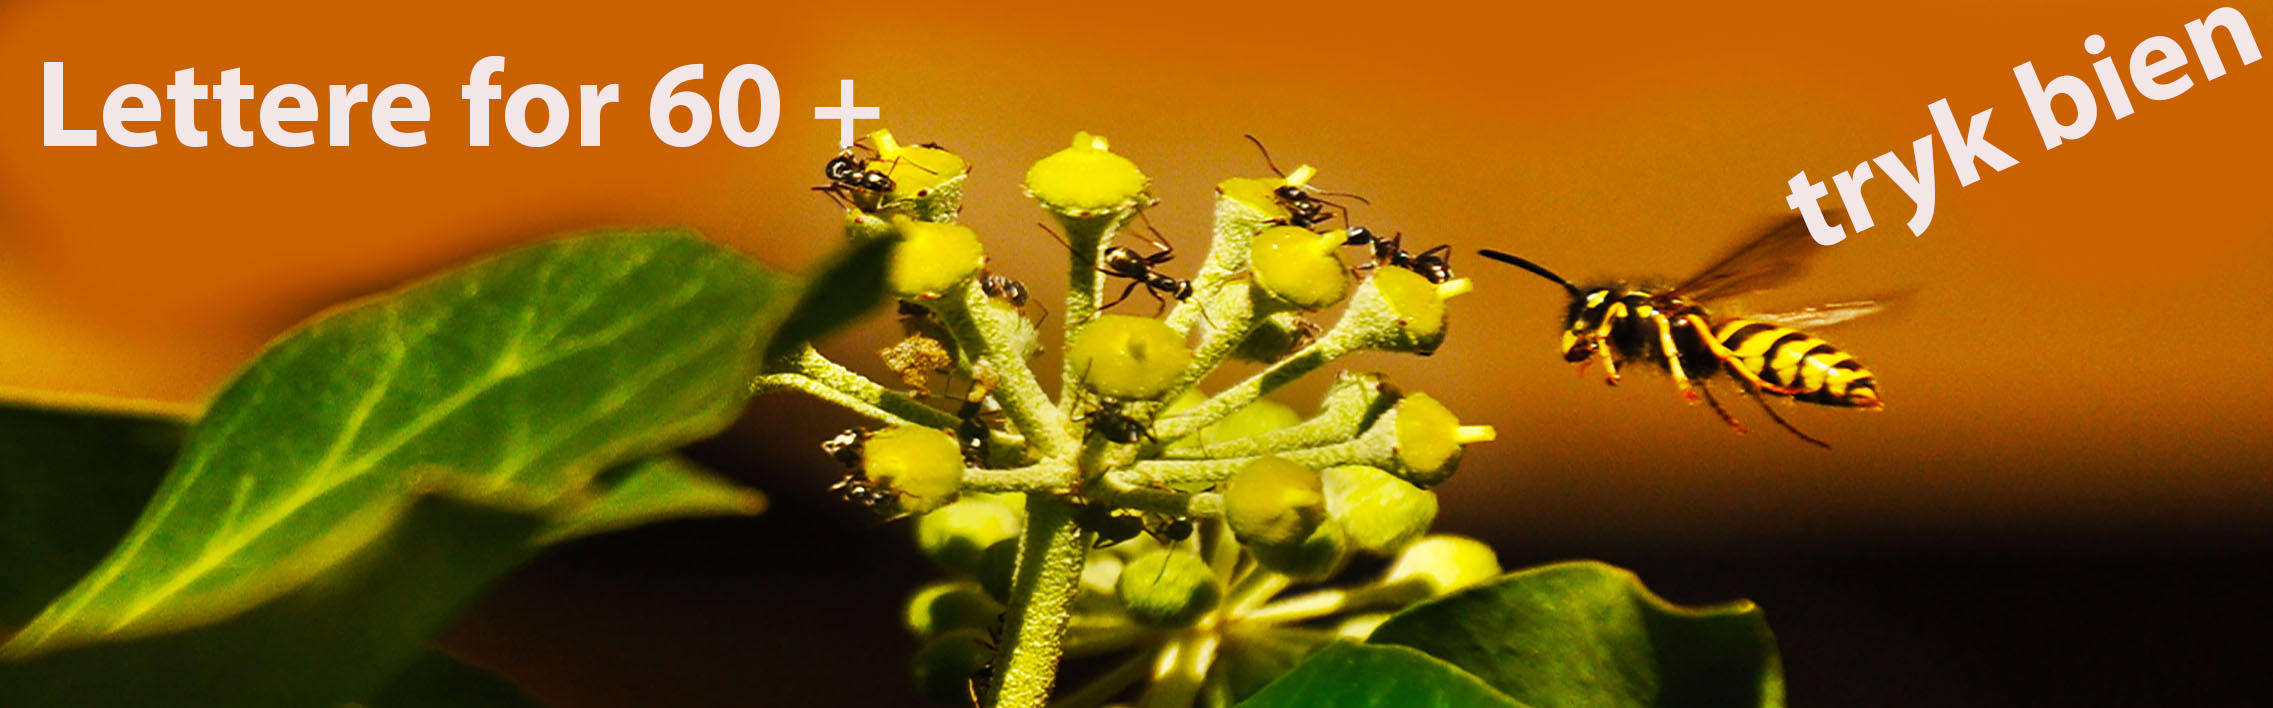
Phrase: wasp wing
[
  {"left": 1743, "top": 299, "right": 1890, "bottom": 331},
  {"left": 1670, "top": 210, "right": 1841, "bottom": 303}
]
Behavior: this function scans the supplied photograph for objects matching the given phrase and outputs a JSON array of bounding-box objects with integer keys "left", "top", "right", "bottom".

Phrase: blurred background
[{"left": 5, "top": 0, "right": 2269, "bottom": 705}]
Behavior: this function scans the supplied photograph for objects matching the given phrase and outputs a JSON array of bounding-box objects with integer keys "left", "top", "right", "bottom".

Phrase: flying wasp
[{"left": 1478, "top": 211, "right": 1888, "bottom": 447}]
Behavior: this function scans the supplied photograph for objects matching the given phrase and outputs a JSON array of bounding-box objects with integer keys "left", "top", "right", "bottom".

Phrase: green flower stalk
[{"left": 754, "top": 129, "right": 1496, "bottom": 708}]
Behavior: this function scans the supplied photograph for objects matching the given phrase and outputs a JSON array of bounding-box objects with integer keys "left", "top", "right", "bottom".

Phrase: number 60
[{"left": 649, "top": 64, "right": 779, "bottom": 147}]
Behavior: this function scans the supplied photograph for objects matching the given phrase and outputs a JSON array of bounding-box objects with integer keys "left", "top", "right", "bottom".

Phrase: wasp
[
  {"left": 1243, "top": 135, "right": 1370, "bottom": 228},
  {"left": 1344, "top": 227, "right": 1455, "bottom": 284},
  {"left": 1479, "top": 212, "right": 1887, "bottom": 447}
]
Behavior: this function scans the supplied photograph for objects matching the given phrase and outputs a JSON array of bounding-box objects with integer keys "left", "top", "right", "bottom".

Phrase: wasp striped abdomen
[{"left": 1715, "top": 319, "right": 1881, "bottom": 409}]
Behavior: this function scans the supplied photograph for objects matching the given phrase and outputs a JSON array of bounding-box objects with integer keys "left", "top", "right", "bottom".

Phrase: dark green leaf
[
  {"left": 763, "top": 234, "right": 896, "bottom": 361},
  {"left": 358, "top": 650, "right": 545, "bottom": 708},
  {"left": 1237, "top": 642, "right": 1527, "bottom": 708},
  {"left": 1368, "top": 561, "right": 1784, "bottom": 708},
  {"left": 0, "top": 478, "right": 553, "bottom": 706},
  {"left": 0, "top": 397, "right": 187, "bottom": 626},
  {"left": 538, "top": 455, "right": 764, "bottom": 544},
  {"left": 1, "top": 230, "right": 788, "bottom": 705}
]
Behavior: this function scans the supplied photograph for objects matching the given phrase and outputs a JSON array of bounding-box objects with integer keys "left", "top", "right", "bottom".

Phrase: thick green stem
[
  {"left": 1153, "top": 324, "right": 1365, "bottom": 442},
  {"left": 988, "top": 496, "right": 1092, "bottom": 708},
  {"left": 934, "top": 280, "right": 1077, "bottom": 458},
  {"left": 963, "top": 461, "right": 1080, "bottom": 494},
  {"left": 752, "top": 347, "right": 960, "bottom": 429},
  {"left": 1157, "top": 283, "right": 1270, "bottom": 406},
  {"left": 1050, "top": 212, "right": 1133, "bottom": 405},
  {"left": 1164, "top": 180, "right": 1280, "bottom": 336}
]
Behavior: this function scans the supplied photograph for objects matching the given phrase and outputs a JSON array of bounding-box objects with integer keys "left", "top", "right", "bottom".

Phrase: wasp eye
[{"left": 1563, "top": 339, "right": 1596, "bottom": 363}]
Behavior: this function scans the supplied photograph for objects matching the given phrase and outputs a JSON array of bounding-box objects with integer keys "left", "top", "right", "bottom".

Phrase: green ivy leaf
[
  {"left": 0, "top": 229, "right": 796, "bottom": 705},
  {"left": 764, "top": 234, "right": 897, "bottom": 362},
  {"left": 1367, "top": 561, "right": 1784, "bottom": 708},
  {"left": 538, "top": 455, "right": 764, "bottom": 544},
  {"left": 1237, "top": 642, "right": 1527, "bottom": 708}
]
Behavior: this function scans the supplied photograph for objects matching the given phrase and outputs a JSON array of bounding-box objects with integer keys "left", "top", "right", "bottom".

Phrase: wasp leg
[
  {"left": 1681, "top": 314, "right": 1813, "bottom": 396},
  {"left": 1650, "top": 313, "right": 1699, "bottom": 403},
  {"left": 1739, "top": 380, "right": 1830, "bottom": 449},
  {"left": 1593, "top": 303, "right": 1627, "bottom": 385},
  {"left": 1695, "top": 380, "right": 1748, "bottom": 435}
]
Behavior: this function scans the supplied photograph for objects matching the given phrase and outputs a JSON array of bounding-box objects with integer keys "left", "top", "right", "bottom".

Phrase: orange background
[
  {"left": 9, "top": 0, "right": 2269, "bottom": 545},
  {"left": 6, "top": 1, "right": 2271, "bottom": 703}
]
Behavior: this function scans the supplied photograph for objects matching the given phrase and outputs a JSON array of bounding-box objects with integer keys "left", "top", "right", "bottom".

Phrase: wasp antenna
[
  {"left": 1242, "top": 134, "right": 1287, "bottom": 178},
  {"left": 1477, "top": 249, "right": 1582, "bottom": 295}
]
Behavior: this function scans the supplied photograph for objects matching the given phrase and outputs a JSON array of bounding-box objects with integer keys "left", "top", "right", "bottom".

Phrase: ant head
[
  {"left": 824, "top": 155, "right": 860, "bottom": 179},
  {"left": 1343, "top": 226, "right": 1375, "bottom": 246},
  {"left": 1171, "top": 280, "right": 1195, "bottom": 300},
  {"left": 1272, "top": 184, "right": 1310, "bottom": 202}
]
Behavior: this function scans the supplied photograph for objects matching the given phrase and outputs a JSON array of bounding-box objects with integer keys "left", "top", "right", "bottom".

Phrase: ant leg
[
  {"left": 1133, "top": 210, "right": 1176, "bottom": 262},
  {"left": 1650, "top": 313, "right": 1699, "bottom": 403},
  {"left": 1742, "top": 382, "right": 1830, "bottom": 449},
  {"left": 1145, "top": 286, "right": 1170, "bottom": 316},
  {"left": 813, "top": 185, "right": 854, "bottom": 210},
  {"left": 1695, "top": 380, "right": 1748, "bottom": 435},
  {"left": 1100, "top": 279, "right": 1140, "bottom": 310},
  {"left": 1682, "top": 315, "right": 1813, "bottom": 396}
]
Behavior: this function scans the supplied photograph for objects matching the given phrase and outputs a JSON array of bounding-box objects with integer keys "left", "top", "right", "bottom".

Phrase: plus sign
[{"left": 813, "top": 79, "right": 879, "bottom": 148}]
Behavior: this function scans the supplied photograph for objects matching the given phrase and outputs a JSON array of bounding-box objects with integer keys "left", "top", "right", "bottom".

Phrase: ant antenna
[
  {"left": 1313, "top": 189, "right": 1373, "bottom": 206},
  {"left": 1131, "top": 210, "right": 1175, "bottom": 253},
  {"left": 1036, "top": 223, "right": 1073, "bottom": 251},
  {"left": 1477, "top": 249, "right": 1583, "bottom": 296},
  {"left": 1242, "top": 134, "right": 1287, "bottom": 178}
]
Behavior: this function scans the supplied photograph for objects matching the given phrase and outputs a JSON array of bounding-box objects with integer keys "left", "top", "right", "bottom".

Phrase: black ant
[
  {"left": 955, "top": 396, "right": 994, "bottom": 466},
  {"left": 821, "top": 427, "right": 900, "bottom": 510},
  {"left": 1243, "top": 135, "right": 1371, "bottom": 228},
  {"left": 1077, "top": 502, "right": 1146, "bottom": 549},
  {"left": 977, "top": 268, "right": 1049, "bottom": 326},
  {"left": 814, "top": 139, "right": 935, "bottom": 210},
  {"left": 1344, "top": 227, "right": 1456, "bottom": 284},
  {"left": 1039, "top": 222, "right": 1193, "bottom": 315},
  {"left": 1079, "top": 404, "right": 1158, "bottom": 446}
]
